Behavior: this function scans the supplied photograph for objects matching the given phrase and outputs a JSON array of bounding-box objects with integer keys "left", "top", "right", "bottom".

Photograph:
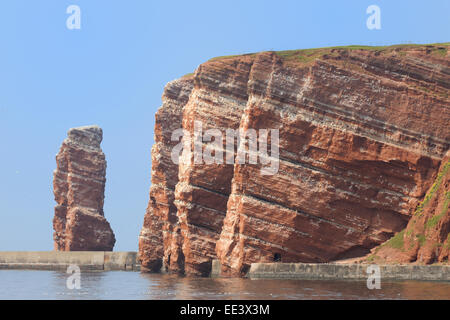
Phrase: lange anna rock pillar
[{"left": 52, "top": 125, "right": 115, "bottom": 251}]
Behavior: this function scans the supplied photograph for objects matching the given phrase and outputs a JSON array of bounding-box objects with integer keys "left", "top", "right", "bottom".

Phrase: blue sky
[{"left": 0, "top": 0, "right": 448, "bottom": 251}]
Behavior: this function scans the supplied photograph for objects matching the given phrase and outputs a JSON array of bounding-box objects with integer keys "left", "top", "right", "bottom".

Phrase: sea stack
[{"left": 53, "top": 125, "right": 115, "bottom": 251}]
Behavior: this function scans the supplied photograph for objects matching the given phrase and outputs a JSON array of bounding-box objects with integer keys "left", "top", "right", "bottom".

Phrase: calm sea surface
[{"left": 0, "top": 270, "right": 449, "bottom": 300}]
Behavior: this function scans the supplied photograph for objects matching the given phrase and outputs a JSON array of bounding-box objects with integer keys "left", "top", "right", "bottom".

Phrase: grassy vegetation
[
  {"left": 275, "top": 45, "right": 387, "bottom": 58},
  {"left": 406, "top": 228, "right": 414, "bottom": 237},
  {"left": 425, "top": 191, "right": 450, "bottom": 229},
  {"left": 433, "top": 47, "right": 448, "bottom": 57},
  {"left": 415, "top": 161, "right": 450, "bottom": 217},
  {"left": 445, "top": 234, "right": 450, "bottom": 250},
  {"left": 206, "top": 42, "right": 449, "bottom": 64},
  {"left": 386, "top": 230, "right": 405, "bottom": 250},
  {"left": 275, "top": 43, "right": 449, "bottom": 66},
  {"left": 416, "top": 234, "right": 427, "bottom": 247},
  {"left": 442, "top": 191, "right": 450, "bottom": 215},
  {"left": 208, "top": 53, "right": 256, "bottom": 62}
]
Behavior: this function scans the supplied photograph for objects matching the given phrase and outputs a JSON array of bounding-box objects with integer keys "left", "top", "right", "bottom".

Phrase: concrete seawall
[
  {"left": 0, "top": 251, "right": 140, "bottom": 271},
  {"left": 247, "top": 263, "right": 450, "bottom": 281},
  {"left": 2, "top": 254, "right": 449, "bottom": 281}
]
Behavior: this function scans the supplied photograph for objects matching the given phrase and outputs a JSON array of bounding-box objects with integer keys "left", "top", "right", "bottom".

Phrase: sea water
[{"left": 0, "top": 270, "right": 449, "bottom": 300}]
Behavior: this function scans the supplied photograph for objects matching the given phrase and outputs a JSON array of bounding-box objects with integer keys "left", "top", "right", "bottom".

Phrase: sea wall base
[{"left": 0, "top": 251, "right": 140, "bottom": 271}]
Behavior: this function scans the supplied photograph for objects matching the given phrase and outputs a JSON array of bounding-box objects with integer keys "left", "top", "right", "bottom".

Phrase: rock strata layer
[
  {"left": 53, "top": 125, "right": 115, "bottom": 251},
  {"left": 139, "top": 44, "right": 450, "bottom": 275}
]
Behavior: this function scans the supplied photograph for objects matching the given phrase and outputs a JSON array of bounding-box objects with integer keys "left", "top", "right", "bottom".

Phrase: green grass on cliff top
[
  {"left": 206, "top": 42, "right": 449, "bottom": 64},
  {"left": 186, "top": 43, "right": 449, "bottom": 77}
]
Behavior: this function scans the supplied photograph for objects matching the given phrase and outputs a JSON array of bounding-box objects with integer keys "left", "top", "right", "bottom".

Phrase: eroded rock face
[
  {"left": 138, "top": 78, "right": 194, "bottom": 272},
  {"left": 140, "top": 44, "right": 450, "bottom": 275},
  {"left": 53, "top": 125, "right": 115, "bottom": 251},
  {"left": 368, "top": 151, "right": 449, "bottom": 264}
]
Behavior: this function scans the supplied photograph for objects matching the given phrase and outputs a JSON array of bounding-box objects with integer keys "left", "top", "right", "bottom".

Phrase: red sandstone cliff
[
  {"left": 367, "top": 151, "right": 449, "bottom": 264},
  {"left": 139, "top": 78, "right": 193, "bottom": 271},
  {"left": 139, "top": 44, "right": 450, "bottom": 275},
  {"left": 53, "top": 125, "right": 116, "bottom": 251}
]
